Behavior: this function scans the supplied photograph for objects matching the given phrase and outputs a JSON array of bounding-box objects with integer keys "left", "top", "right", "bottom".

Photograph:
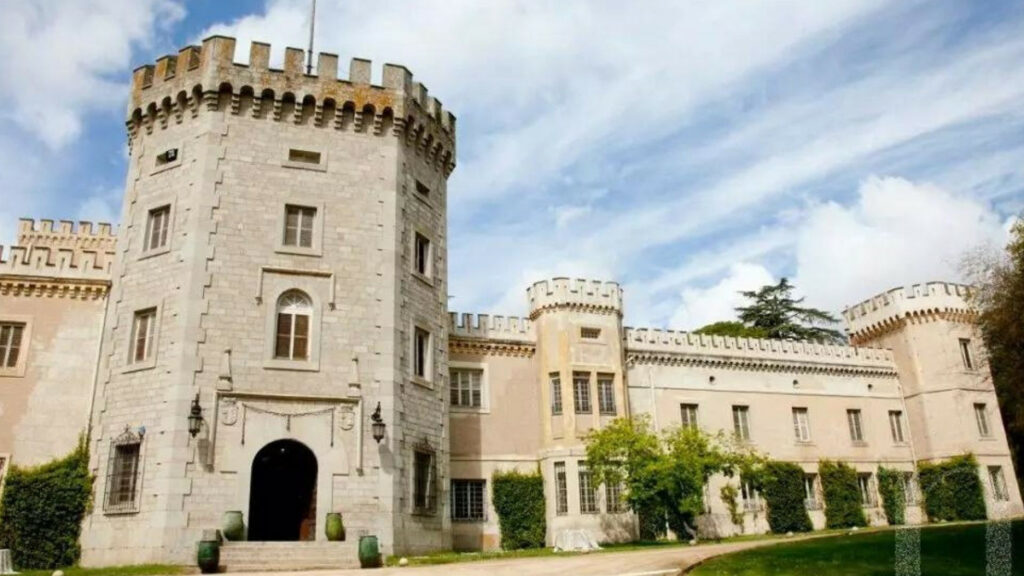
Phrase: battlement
[
  {"left": 842, "top": 282, "right": 974, "bottom": 342},
  {"left": 449, "top": 312, "right": 535, "bottom": 342},
  {"left": 128, "top": 36, "right": 455, "bottom": 173},
  {"left": 624, "top": 327, "right": 895, "bottom": 371},
  {"left": 18, "top": 218, "right": 116, "bottom": 253},
  {"left": 0, "top": 244, "right": 114, "bottom": 282},
  {"left": 527, "top": 278, "right": 623, "bottom": 318}
]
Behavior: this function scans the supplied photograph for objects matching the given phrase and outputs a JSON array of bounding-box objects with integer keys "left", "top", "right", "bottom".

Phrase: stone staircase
[{"left": 219, "top": 541, "right": 361, "bottom": 572}]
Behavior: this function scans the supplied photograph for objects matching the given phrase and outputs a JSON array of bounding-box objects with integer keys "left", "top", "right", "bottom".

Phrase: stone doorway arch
[{"left": 248, "top": 439, "right": 318, "bottom": 541}]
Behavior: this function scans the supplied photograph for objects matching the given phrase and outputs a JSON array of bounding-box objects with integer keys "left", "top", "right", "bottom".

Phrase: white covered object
[
  {"left": 0, "top": 549, "right": 16, "bottom": 574},
  {"left": 553, "top": 529, "right": 602, "bottom": 552}
]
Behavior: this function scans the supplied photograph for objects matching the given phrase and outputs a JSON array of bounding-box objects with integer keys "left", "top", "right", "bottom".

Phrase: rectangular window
[
  {"left": 130, "top": 308, "right": 157, "bottom": 364},
  {"left": 144, "top": 205, "right": 170, "bottom": 251},
  {"left": 975, "top": 403, "right": 991, "bottom": 437},
  {"left": 283, "top": 205, "right": 316, "bottom": 248},
  {"left": 903, "top": 472, "right": 919, "bottom": 506},
  {"left": 450, "top": 368, "right": 483, "bottom": 408},
  {"left": 681, "top": 403, "right": 699, "bottom": 430},
  {"left": 847, "top": 409, "right": 864, "bottom": 443},
  {"left": 554, "top": 462, "right": 568, "bottom": 515},
  {"left": 413, "top": 327, "right": 431, "bottom": 380},
  {"left": 450, "top": 479, "right": 485, "bottom": 521},
  {"left": 578, "top": 463, "right": 598, "bottom": 514},
  {"left": 415, "top": 180, "right": 430, "bottom": 198},
  {"left": 598, "top": 374, "right": 616, "bottom": 414},
  {"left": 550, "top": 373, "right": 563, "bottom": 415},
  {"left": 858, "top": 473, "right": 876, "bottom": 507},
  {"left": 605, "top": 482, "right": 624, "bottom": 513},
  {"left": 580, "top": 327, "right": 601, "bottom": 339},
  {"left": 989, "top": 466, "right": 1010, "bottom": 502},
  {"left": 414, "top": 232, "right": 431, "bottom": 277},
  {"left": 573, "top": 372, "right": 591, "bottom": 414},
  {"left": 104, "top": 434, "right": 142, "bottom": 513},
  {"left": 0, "top": 323, "right": 25, "bottom": 369},
  {"left": 793, "top": 407, "right": 811, "bottom": 442},
  {"left": 413, "top": 450, "right": 436, "bottom": 513},
  {"left": 959, "top": 338, "right": 975, "bottom": 370},
  {"left": 889, "top": 410, "right": 906, "bottom": 444},
  {"left": 288, "top": 148, "right": 322, "bottom": 164},
  {"left": 733, "top": 405, "right": 750, "bottom": 441},
  {"left": 741, "top": 478, "right": 762, "bottom": 512},
  {"left": 804, "top": 474, "right": 821, "bottom": 510}
]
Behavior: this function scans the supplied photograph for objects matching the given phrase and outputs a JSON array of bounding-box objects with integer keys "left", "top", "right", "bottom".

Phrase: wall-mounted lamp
[
  {"left": 371, "top": 402, "right": 386, "bottom": 443},
  {"left": 188, "top": 394, "right": 204, "bottom": 438}
]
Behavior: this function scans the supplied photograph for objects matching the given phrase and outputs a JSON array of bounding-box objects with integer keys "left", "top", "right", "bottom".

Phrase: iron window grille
[
  {"left": 578, "top": 463, "right": 599, "bottom": 514},
  {"left": 550, "top": 373, "right": 563, "bottom": 415},
  {"left": 450, "top": 479, "right": 486, "bottom": 521},
  {"left": 597, "top": 374, "right": 616, "bottom": 414},
  {"left": 554, "top": 462, "right": 568, "bottom": 515},
  {"left": 104, "top": 427, "right": 144, "bottom": 514},
  {"left": 573, "top": 372, "right": 591, "bottom": 414},
  {"left": 413, "top": 449, "right": 436, "bottom": 514},
  {"left": 605, "top": 482, "right": 624, "bottom": 513}
]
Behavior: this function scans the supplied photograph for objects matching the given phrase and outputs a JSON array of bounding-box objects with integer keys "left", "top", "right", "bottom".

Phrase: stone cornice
[
  {"left": 849, "top": 308, "right": 978, "bottom": 346},
  {"left": 449, "top": 336, "right": 535, "bottom": 358},
  {"left": 0, "top": 275, "right": 110, "bottom": 300},
  {"left": 625, "top": 350, "right": 898, "bottom": 377}
]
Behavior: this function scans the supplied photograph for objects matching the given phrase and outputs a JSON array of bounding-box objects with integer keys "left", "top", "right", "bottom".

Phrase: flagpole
[{"left": 306, "top": 0, "right": 317, "bottom": 74}]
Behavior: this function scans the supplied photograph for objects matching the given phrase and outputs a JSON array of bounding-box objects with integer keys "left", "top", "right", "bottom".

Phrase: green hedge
[
  {"left": 918, "top": 454, "right": 987, "bottom": 522},
  {"left": 0, "top": 439, "right": 93, "bottom": 570},
  {"left": 819, "top": 460, "right": 867, "bottom": 529},
  {"left": 760, "top": 461, "right": 813, "bottom": 533},
  {"left": 877, "top": 466, "right": 906, "bottom": 526},
  {"left": 491, "top": 469, "right": 546, "bottom": 550}
]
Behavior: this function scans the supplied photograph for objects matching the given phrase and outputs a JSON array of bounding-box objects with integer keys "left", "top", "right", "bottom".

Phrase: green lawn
[
  {"left": 692, "top": 521, "right": 1024, "bottom": 575},
  {"left": 19, "top": 565, "right": 185, "bottom": 576}
]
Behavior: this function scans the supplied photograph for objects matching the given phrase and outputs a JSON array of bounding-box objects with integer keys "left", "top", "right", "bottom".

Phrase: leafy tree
[
  {"left": 736, "top": 278, "right": 846, "bottom": 343},
  {"left": 964, "top": 218, "right": 1024, "bottom": 487},
  {"left": 694, "top": 321, "right": 768, "bottom": 339},
  {"left": 585, "top": 416, "right": 763, "bottom": 540}
]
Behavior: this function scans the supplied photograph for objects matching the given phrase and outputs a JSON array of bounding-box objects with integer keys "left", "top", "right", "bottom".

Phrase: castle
[{"left": 0, "top": 36, "right": 1019, "bottom": 570}]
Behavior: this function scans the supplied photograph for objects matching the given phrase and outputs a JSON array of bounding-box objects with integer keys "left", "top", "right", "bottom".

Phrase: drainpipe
[{"left": 85, "top": 283, "right": 110, "bottom": 442}]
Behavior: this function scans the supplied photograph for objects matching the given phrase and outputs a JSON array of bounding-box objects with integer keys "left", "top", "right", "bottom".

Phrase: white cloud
[
  {"left": 794, "top": 176, "right": 1009, "bottom": 312},
  {"left": 668, "top": 263, "right": 776, "bottom": 330}
]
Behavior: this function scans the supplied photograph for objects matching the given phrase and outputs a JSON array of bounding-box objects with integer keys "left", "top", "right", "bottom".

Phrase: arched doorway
[{"left": 248, "top": 439, "right": 318, "bottom": 541}]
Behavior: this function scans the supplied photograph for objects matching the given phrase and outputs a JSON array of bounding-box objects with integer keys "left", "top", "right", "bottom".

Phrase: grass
[
  {"left": 19, "top": 565, "right": 186, "bottom": 576},
  {"left": 691, "top": 520, "right": 1024, "bottom": 575}
]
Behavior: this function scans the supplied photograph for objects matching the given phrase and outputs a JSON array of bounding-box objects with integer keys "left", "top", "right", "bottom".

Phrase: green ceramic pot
[
  {"left": 325, "top": 512, "right": 346, "bottom": 541},
  {"left": 197, "top": 539, "right": 220, "bottom": 574},
  {"left": 222, "top": 510, "right": 245, "bottom": 541},
  {"left": 358, "top": 535, "right": 382, "bottom": 568}
]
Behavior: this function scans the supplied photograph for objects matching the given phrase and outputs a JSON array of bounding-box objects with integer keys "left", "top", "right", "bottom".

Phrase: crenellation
[
  {"left": 527, "top": 277, "right": 623, "bottom": 317},
  {"left": 0, "top": 244, "right": 113, "bottom": 280},
  {"left": 449, "top": 311, "right": 534, "bottom": 342},
  {"left": 842, "top": 282, "right": 974, "bottom": 341},
  {"left": 17, "top": 218, "right": 117, "bottom": 254}
]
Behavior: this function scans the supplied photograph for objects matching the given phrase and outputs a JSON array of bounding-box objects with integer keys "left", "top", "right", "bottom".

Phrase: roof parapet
[
  {"left": 842, "top": 282, "right": 974, "bottom": 341},
  {"left": 527, "top": 277, "right": 623, "bottom": 318},
  {"left": 17, "top": 218, "right": 116, "bottom": 252},
  {"left": 0, "top": 245, "right": 114, "bottom": 281},
  {"left": 449, "top": 312, "right": 535, "bottom": 342}
]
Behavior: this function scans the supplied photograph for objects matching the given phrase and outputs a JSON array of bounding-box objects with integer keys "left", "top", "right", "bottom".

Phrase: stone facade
[{"left": 0, "top": 35, "right": 1019, "bottom": 569}]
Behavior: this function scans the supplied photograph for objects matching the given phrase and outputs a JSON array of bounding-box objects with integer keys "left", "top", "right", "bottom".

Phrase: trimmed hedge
[
  {"left": 918, "top": 454, "right": 987, "bottom": 522},
  {"left": 492, "top": 469, "right": 546, "bottom": 550},
  {"left": 819, "top": 460, "right": 867, "bottom": 528},
  {"left": 877, "top": 466, "right": 906, "bottom": 526},
  {"left": 760, "top": 461, "right": 813, "bottom": 533},
  {"left": 0, "top": 439, "right": 92, "bottom": 570}
]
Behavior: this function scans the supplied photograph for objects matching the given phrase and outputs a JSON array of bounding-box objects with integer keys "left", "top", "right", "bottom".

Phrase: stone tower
[
  {"left": 81, "top": 36, "right": 455, "bottom": 566},
  {"left": 844, "top": 282, "right": 1023, "bottom": 516}
]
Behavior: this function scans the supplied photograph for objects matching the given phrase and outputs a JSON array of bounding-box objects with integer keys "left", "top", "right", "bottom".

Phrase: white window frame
[
  {"left": 975, "top": 403, "right": 992, "bottom": 438},
  {"left": 143, "top": 204, "right": 171, "bottom": 254},
  {"left": 122, "top": 304, "right": 160, "bottom": 373},
  {"left": 273, "top": 290, "right": 313, "bottom": 361},
  {"left": 411, "top": 324, "right": 433, "bottom": 386},
  {"left": 605, "top": 481, "right": 624, "bottom": 513},
  {"left": 793, "top": 407, "right": 811, "bottom": 443},
  {"left": 597, "top": 373, "right": 616, "bottom": 415},
  {"left": 274, "top": 200, "right": 324, "bottom": 257},
  {"left": 889, "top": 410, "right": 906, "bottom": 444},
  {"left": 0, "top": 317, "right": 30, "bottom": 378},
  {"left": 681, "top": 403, "right": 699, "bottom": 430},
  {"left": 136, "top": 195, "right": 175, "bottom": 260},
  {"left": 450, "top": 479, "right": 486, "bottom": 522},
  {"left": 847, "top": 409, "right": 865, "bottom": 443},
  {"left": 262, "top": 285, "right": 322, "bottom": 372},
  {"left": 449, "top": 363, "right": 487, "bottom": 413},
  {"left": 578, "top": 462, "right": 599, "bottom": 514},
  {"left": 740, "top": 477, "right": 763, "bottom": 512},
  {"left": 733, "top": 405, "right": 751, "bottom": 441}
]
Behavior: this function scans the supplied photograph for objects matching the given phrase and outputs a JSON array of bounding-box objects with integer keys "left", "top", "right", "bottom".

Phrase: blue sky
[{"left": 2, "top": 0, "right": 1022, "bottom": 328}]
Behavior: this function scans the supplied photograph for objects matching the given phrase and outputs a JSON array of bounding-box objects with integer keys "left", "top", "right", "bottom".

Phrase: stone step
[{"left": 219, "top": 541, "right": 362, "bottom": 572}]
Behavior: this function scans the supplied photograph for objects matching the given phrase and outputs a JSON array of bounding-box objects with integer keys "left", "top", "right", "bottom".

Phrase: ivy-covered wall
[
  {"left": 0, "top": 439, "right": 92, "bottom": 570},
  {"left": 491, "top": 469, "right": 546, "bottom": 550},
  {"left": 760, "top": 461, "right": 813, "bottom": 533},
  {"left": 819, "top": 460, "right": 867, "bottom": 528},
  {"left": 877, "top": 466, "right": 906, "bottom": 526},
  {"left": 918, "top": 454, "right": 987, "bottom": 522}
]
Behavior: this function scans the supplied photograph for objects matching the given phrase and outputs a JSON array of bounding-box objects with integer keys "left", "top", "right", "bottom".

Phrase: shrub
[
  {"left": 918, "top": 454, "right": 987, "bottom": 522},
  {"left": 819, "top": 460, "right": 867, "bottom": 528},
  {"left": 720, "top": 483, "right": 743, "bottom": 530},
  {"left": 0, "top": 438, "right": 92, "bottom": 570},
  {"left": 491, "top": 469, "right": 546, "bottom": 550},
  {"left": 760, "top": 461, "right": 813, "bottom": 533},
  {"left": 877, "top": 466, "right": 906, "bottom": 526}
]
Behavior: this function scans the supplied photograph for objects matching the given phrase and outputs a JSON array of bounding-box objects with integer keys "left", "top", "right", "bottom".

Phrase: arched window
[{"left": 275, "top": 290, "right": 312, "bottom": 360}]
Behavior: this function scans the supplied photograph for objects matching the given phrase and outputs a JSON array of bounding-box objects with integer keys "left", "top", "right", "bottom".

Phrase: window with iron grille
[
  {"left": 104, "top": 428, "right": 143, "bottom": 513},
  {"left": 605, "top": 482, "right": 624, "bottom": 513},
  {"left": 550, "top": 373, "right": 563, "bottom": 415},
  {"left": 680, "top": 403, "right": 699, "bottom": 430},
  {"left": 413, "top": 450, "right": 436, "bottom": 514},
  {"left": 578, "top": 463, "right": 598, "bottom": 514},
  {"left": 144, "top": 205, "right": 170, "bottom": 252},
  {"left": 580, "top": 327, "right": 601, "bottom": 339},
  {"left": 597, "top": 374, "right": 616, "bottom": 414},
  {"left": 847, "top": 409, "right": 864, "bottom": 443},
  {"left": 554, "top": 462, "right": 568, "bottom": 515},
  {"left": 283, "top": 205, "right": 316, "bottom": 248},
  {"left": 0, "top": 323, "right": 25, "bottom": 369},
  {"left": 573, "top": 372, "right": 591, "bottom": 414},
  {"left": 130, "top": 308, "right": 157, "bottom": 364},
  {"left": 450, "top": 368, "right": 483, "bottom": 408},
  {"left": 450, "top": 479, "right": 485, "bottom": 521}
]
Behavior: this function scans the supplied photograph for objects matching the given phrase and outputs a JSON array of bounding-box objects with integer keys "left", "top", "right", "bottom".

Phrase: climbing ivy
[
  {"left": 918, "top": 454, "right": 987, "bottom": 522},
  {"left": 760, "top": 461, "right": 813, "bottom": 533},
  {"left": 877, "top": 466, "right": 906, "bottom": 526},
  {"left": 819, "top": 460, "right": 867, "bottom": 529},
  {"left": 491, "top": 469, "right": 546, "bottom": 550}
]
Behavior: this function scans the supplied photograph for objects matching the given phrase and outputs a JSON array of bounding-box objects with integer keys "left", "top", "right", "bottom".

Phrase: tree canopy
[{"left": 695, "top": 278, "right": 845, "bottom": 343}]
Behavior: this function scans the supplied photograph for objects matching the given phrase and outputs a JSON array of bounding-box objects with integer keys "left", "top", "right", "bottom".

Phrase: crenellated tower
[{"left": 81, "top": 36, "right": 455, "bottom": 567}]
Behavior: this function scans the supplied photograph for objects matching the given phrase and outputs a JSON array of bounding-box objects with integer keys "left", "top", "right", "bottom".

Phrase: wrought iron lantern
[
  {"left": 188, "top": 394, "right": 204, "bottom": 438},
  {"left": 371, "top": 402, "right": 386, "bottom": 443}
]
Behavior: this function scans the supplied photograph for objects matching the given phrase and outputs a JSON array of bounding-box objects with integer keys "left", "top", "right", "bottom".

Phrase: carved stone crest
[
  {"left": 220, "top": 398, "right": 239, "bottom": 426},
  {"left": 337, "top": 405, "right": 355, "bottom": 431}
]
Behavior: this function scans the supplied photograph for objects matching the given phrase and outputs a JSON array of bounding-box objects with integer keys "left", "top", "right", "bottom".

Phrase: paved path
[{"left": 215, "top": 535, "right": 815, "bottom": 576}]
